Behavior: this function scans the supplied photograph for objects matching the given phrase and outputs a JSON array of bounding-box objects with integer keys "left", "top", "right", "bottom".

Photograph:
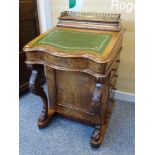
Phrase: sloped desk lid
[{"left": 24, "top": 27, "right": 123, "bottom": 63}]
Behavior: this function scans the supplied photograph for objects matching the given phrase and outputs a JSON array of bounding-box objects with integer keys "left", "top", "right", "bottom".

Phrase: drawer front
[
  {"left": 26, "top": 51, "right": 107, "bottom": 77},
  {"left": 108, "top": 54, "right": 120, "bottom": 101}
]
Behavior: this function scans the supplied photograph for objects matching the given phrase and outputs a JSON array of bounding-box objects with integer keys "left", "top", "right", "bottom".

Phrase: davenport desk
[{"left": 23, "top": 12, "right": 123, "bottom": 147}]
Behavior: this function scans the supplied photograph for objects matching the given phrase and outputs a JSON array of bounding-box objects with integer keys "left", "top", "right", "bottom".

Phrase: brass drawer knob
[
  {"left": 114, "top": 74, "right": 118, "bottom": 77},
  {"left": 112, "top": 69, "right": 117, "bottom": 72},
  {"left": 116, "top": 60, "right": 120, "bottom": 63}
]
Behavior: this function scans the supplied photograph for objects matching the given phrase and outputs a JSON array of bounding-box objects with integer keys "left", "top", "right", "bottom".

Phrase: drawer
[
  {"left": 108, "top": 56, "right": 120, "bottom": 101},
  {"left": 26, "top": 50, "right": 107, "bottom": 77}
]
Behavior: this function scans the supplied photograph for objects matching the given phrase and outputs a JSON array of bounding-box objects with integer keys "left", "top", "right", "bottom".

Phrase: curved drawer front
[{"left": 26, "top": 50, "right": 106, "bottom": 76}]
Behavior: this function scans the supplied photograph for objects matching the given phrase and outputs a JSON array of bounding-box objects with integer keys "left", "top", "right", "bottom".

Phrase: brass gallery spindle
[{"left": 58, "top": 11, "right": 122, "bottom": 31}]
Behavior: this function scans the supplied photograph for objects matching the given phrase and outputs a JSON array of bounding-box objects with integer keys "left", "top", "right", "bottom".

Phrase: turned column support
[{"left": 28, "top": 64, "right": 49, "bottom": 128}]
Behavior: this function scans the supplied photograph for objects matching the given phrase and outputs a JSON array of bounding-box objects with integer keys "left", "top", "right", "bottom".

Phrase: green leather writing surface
[{"left": 34, "top": 29, "right": 112, "bottom": 54}]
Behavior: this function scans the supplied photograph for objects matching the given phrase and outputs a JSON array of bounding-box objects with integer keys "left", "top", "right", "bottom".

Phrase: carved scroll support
[
  {"left": 90, "top": 77, "right": 105, "bottom": 147},
  {"left": 90, "top": 77, "right": 115, "bottom": 147},
  {"left": 28, "top": 64, "right": 53, "bottom": 128},
  {"left": 91, "top": 78, "right": 104, "bottom": 115}
]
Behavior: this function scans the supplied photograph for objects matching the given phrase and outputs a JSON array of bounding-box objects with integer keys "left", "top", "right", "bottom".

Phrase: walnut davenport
[{"left": 24, "top": 25, "right": 123, "bottom": 148}]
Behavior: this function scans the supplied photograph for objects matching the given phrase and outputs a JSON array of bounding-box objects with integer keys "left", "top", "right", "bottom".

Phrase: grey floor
[{"left": 19, "top": 90, "right": 135, "bottom": 155}]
